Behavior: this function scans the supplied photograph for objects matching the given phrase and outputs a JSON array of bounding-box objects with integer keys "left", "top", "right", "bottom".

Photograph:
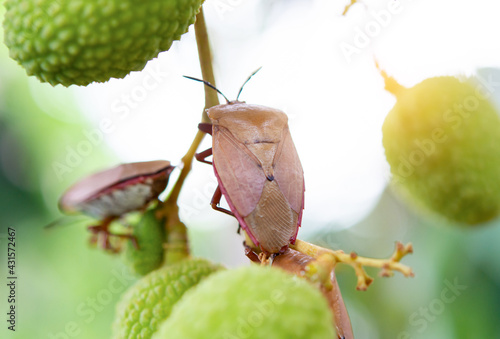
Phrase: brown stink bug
[
  {"left": 59, "top": 160, "right": 174, "bottom": 250},
  {"left": 186, "top": 71, "right": 305, "bottom": 257}
]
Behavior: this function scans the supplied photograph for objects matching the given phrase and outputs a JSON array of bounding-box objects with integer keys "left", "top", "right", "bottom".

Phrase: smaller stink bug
[
  {"left": 186, "top": 71, "right": 305, "bottom": 257},
  {"left": 59, "top": 160, "right": 174, "bottom": 250}
]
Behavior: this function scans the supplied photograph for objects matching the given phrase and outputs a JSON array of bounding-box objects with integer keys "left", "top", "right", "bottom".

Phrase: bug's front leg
[
  {"left": 110, "top": 232, "right": 139, "bottom": 251},
  {"left": 198, "top": 122, "right": 213, "bottom": 135},
  {"left": 195, "top": 123, "right": 214, "bottom": 165},
  {"left": 87, "top": 216, "right": 138, "bottom": 252},
  {"left": 87, "top": 216, "right": 115, "bottom": 250},
  {"left": 210, "top": 185, "right": 234, "bottom": 216},
  {"left": 195, "top": 148, "right": 213, "bottom": 165}
]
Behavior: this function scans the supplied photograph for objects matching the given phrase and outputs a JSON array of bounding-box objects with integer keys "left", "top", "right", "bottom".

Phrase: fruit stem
[
  {"left": 159, "top": 6, "right": 220, "bottom": 260},
  {"left": 342, "top": 0, "right": 357, "bottom": 15},
  {"left": 164, "top": 130, "right": 205, "bottom": 207},
  {"left": 164, "top": 6, "right": 219, "bottom": 208},
  {"left": 194, "top": 8, "right": 219, "bottom": 123},
  {"left": 375, "top": 60, "right": 406, "bottom": 96},
  {"left": 290, "top": 239, "right": 414, "bottom": 291},
  {"left": 159, "top": 204, "right": 190, "bottom": 265}
]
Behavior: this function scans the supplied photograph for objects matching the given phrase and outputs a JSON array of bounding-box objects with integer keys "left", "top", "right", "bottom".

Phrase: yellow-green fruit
[
  {"left": 112, "top": 258, "right": 222, "bottom": 339},
  {"left": 123, "top": 209, "right": 165, "bottom": 276},
  {"left": 3, "top": 0, "right": 203, "bottom": 86},
  {"left": 382, "top": 75, "right": 500, "bottom": 225},
  {"left": 154, "top": 265, "right": 335, "bottom": 339}
]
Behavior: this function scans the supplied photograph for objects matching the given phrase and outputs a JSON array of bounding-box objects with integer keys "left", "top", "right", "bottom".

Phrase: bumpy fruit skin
[
  {"left": 123, "top": 209, "right": 165, "bottom": 276},
  {"left": 112, "top": 258, "right": 222, "bottom": 339},
  {"left": 3, "top": 0, "right": 204, "bottom": 86},
  {"left": 154, "top": 265, "right": 335, "bottom": 339},
  {"left": 383, "top": 76, "right": 500, "bottom": 225}
]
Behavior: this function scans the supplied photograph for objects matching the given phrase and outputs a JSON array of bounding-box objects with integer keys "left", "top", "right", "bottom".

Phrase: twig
[{"left": 291, "top": 239, "right": 414, "bottom": 290}]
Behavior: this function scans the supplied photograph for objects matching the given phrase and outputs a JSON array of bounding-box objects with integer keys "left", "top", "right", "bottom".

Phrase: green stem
[
  {"left": 164, "top": 6, "right": 219, "bottom": 208},
  {"left": 195, "top": 7, "right": 219, "bottom": 121},
  {"left": 160, "top": 6, "right": 220, "bottom": 264},
  {"left": 165, "top": 130, "right": 205, "bottom": 206}
]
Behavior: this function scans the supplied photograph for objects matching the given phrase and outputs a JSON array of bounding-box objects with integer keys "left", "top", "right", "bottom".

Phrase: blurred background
[{"left": 1, "top": 0, "right": 500, "bottom": 338}]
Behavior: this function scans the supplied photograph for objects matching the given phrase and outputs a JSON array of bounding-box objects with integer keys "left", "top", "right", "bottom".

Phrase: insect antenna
[
  {"left": 43, "top": 215, "right": 90, "bottom": 230},
  {"left": 236, "top": 67, "right": 262, "bottom": 101},
  {"left": 183, "top": 76, "right": 230, "bottom": 103}
]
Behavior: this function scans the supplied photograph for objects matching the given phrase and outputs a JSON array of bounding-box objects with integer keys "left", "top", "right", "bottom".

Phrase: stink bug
[
  {"left": 186, "top": 71, "right": 304, "bottom": 256},
  {"left": 59, "top": 160, "right": 174, "bottom": 250}
]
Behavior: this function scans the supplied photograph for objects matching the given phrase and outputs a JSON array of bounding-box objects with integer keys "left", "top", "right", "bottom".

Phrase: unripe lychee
[
  {"left": 382, "top": 73, "right": 500, "bottom": 225},
  {"left": 154, "top": 265, "right": 335, "bottom": 339},
  {"left": 112, "top": 258, "right": 222, "bottom": 339},
  {"left": 123, "top": 209, "right": 165, "bottom": 276},
  {"left": 3, "top": 0, "right": 203, "bottom": 86}
]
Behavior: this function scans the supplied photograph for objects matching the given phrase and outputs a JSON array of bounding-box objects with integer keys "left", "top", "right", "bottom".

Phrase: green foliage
[
  {"left": 383, "top": 76, "right": 500, "bottom": 225},
  {"left": 154, "top": 265, "right": 335, "bottom": 339},
  {"left": 3, "top": 0, "right": 204, "bottom": 86}
]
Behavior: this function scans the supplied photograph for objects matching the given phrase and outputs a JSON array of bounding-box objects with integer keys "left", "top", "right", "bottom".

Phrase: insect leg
[
  {"left": 195, "top": 148, "right": 213, "bottom": 165},
  {"left": 198, "top": 122, "right": 213, "bottom": 135},
  {"left": 258, "top": 252, "right": 271, "bottom": 266},
  {"left": 195, "top": 123, "right": 214, "bottom": 164},
  {"left": 87, "top": 216, "right": 120, "bottom": 251},
  {"left": 87, "top": 220, "right": 108, "bottom": 248},
  {"left": 110, "top": 232, "right": 139, "bottom": 250},
  {"left": 210, "top": 185, "right": 234, "bottom": 216},
  {"left": 244, "top": 242, "right": 261, "bottom": 263}
]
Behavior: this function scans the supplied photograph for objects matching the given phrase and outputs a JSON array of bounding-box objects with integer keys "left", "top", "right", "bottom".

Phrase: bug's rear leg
[{"left": 211, "top": 185, "right": 234, "bottom": 216}]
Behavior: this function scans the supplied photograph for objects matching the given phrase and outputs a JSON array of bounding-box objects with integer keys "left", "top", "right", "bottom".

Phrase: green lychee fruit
[
  {"left": 381, "top": 72, "right": 500, "bottom": 225},
  {"left": 123, "top": 208, "right": 165, "bottom": 276},
  {"left": 153, "top": 265, "right": 335, "bottom": 339},
  {"left": 112, "top": 258, "right": 222, "bottom": 339},
  {"left": 3, "top": 0, "right": 204, "bottom": 86}
]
